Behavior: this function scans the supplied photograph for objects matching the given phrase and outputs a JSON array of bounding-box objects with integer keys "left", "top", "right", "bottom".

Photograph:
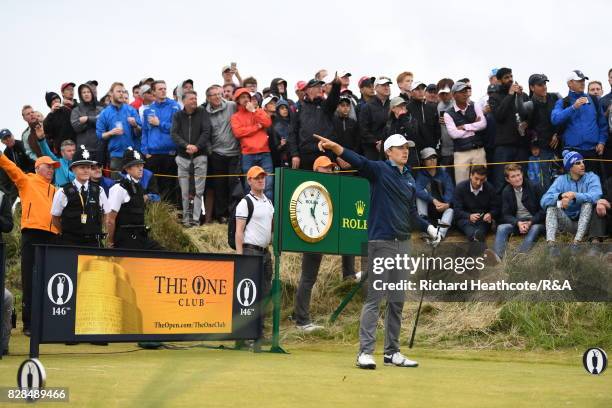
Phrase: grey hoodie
[
  {"left": 205, "top": 99, "right": 240, "bottom": 156},
  {"left": 71, "top": 84, "right": 103, "bottom": 155},
  {"left": 437, "top": 99, "right": 454, "bottom": 157}
]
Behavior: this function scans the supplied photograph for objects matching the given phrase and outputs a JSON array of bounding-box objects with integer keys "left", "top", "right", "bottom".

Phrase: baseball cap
[
  {"left": 451, "top": 82, "right": 471, "bottom": 93},
  {"left": 295, "top": 80, "right": 307, "bottom": 92},
  {"left": 425, "top": 84, "right": 437, "bottom": 93},
  {"left": 247, "top": 166, "right": 266, "bottom": 179},
  {"left": 262, "top": 95, "right": 279, "bottom": 107},
  {"left": 86, "top": 80, "right": 98, "bottom": 86},
  {"left": 528, "top": 74, "right": 549, "bottom": 86},
  {"left": 383, "top": 134, "right": 415, "bottom": 151},
  {"left": 61, "top": 82, "right": 76, "bottom": 92},
  {"left": 339, "top": 95, "right": 352, "bottom": 104},
  {"left": 419, "top": 147, "right": 438, "bottom": 160},
  {"left": 389, "top": 96, "right": 407, "bottom": 109},
  {"left": 566, "top": 70, "right": 589, "bottom": 82},
  {"left": 488, "top": 68, "right": 499, "bottom": 79},
  {"left": 221, "top": 65, "right": 231, "bottom": 73},
  {"left": 305, "top": 78, "right": 325, "bottom": 89},
  {"left": 139, "top": 84, "right": 152, "bottom": 95},
  {"left": 338, "top": 71, "right": 351, "bottom": 78},
  {"left": 312, "top": 156, "right": 334, "bottom": 171},
  {"left": 374, "top": 76, "right": 393, "bottom": 86},
  {"left": 35, "top": 156, "right": 60, "bottom": 169},
  {"left": 0, "top": 129, "right": 12, "bottom": 139},
  {"left": 139, "top": 77, "right": 154, "bottom": 86},
  {"left": 358, "top": 76, "right": 376, "bottom": 88},
  {"left": 438, "top": 86, "right": 451, "bottom": 94},
  {"left": 411, "top": 81, "right": 426, "bottom": 91}
]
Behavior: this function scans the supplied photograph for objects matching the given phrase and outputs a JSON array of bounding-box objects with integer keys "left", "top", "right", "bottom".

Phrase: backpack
[{"left": 227, "top": 194, "right": 254, "bottom": 250}]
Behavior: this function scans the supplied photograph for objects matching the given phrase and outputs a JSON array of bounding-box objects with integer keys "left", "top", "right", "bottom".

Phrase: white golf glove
[{"left": 426, "top": 225, "right": 442, "bottom": 248}]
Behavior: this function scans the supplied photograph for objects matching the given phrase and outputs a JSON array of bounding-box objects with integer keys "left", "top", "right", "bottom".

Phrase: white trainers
[
  {"left": 296, "top": 323, "right": 324, "bottom": 333},
  {"left": 383, "top": 352, "right": 418, "bottom": 367},
  {"left": 356, "top": 352, "right": 376, "bottom": 369}
]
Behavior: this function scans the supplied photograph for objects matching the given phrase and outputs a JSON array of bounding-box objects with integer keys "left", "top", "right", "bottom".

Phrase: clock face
[{"left": 289, "top": 181, "right": 333, "bottom": 243}]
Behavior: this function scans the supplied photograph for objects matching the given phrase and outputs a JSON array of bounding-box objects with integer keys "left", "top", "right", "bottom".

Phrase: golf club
[{"left": 409, "top": 220, "right": 451, "bottom": 349}]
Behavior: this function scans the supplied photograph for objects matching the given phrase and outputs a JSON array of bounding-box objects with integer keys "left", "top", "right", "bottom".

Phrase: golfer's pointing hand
[{"left": 314, "top": 134, "right": 344, "bottom": 156}]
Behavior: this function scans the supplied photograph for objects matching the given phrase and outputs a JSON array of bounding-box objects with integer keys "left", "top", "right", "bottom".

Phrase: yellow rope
[{"left": 111, "top": 157, "right": 609, "bottom": 179}]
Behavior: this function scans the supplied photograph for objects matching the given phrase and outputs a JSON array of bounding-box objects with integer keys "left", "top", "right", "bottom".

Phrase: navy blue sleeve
[
  {"left": 441, "top": 170, "right": 454, "bottom": 204},
  {"left": 340, "top": 148, "right": 382, "bottom": 181}
]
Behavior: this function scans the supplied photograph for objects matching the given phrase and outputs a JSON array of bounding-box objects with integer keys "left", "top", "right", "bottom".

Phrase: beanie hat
[
  {"left": 562, "top": 149, "right": 583, "bottom": 172},
  {"left": 45, "top": 91, "right": 61, "bottom": 108},
  {"left": 495, "top": 67, "right": 512, "bottom": 80}
]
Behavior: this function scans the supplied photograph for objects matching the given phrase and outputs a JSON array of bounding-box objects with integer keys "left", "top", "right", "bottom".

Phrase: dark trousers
[
  {"left": 109, "top": 157, "right": 123, "bottom": 180},
  {"left": 293, "top": 253, "right": 355, "bottom": 325},
  {"left": 439, "top": 155, "right": 455, "bottom": 185},
  {"left": 21, "top": 229, "right": 57, "bottom": 330},
  {"left": 114, "top": 227, "right": 163, "bottom": 250},
  {"left": 457, "top": 219, "right": 491, "bottom": 256},
  {"left": 209, "top": 153, "right": 241, "bottom": 220},
  {"left": 146, "top": 154, "right": 178, "bottom": 203},
  {"left": 588, "top": 209, "right": 612, "bottom": 240},
  {"left": 361, "top": 144, "right": 381, "bottom": 161},
  {"left": 242, "top": 247, "right": 273, "bottom": 332}
]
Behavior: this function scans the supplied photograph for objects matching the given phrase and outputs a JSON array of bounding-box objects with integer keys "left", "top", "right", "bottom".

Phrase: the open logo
[
  {"left": 46, "top": 273, "right": 74, "bottom": 306},
  {"left": 236, "top": 279, "right": 257, "bottom": 307}
]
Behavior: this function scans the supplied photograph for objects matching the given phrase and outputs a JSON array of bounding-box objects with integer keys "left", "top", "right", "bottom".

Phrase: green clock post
[{"left": 270, "top": 167, "right": 370, "bottom": 353}]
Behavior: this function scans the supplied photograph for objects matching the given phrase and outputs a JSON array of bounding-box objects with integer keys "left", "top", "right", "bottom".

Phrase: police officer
[
  {"left": 51, "top": 145, "right": 108, "bottom": 247},
  {"left": 106, "top": 147, "right": 163, "bottom": 250}
]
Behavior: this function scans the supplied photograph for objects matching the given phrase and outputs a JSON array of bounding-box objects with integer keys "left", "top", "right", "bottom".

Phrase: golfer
[{"left": 314, "top": 133, "right": 441, "bottom": 370}]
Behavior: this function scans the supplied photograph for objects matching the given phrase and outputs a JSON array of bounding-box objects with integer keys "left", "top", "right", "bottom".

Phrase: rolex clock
[{"left": 289, "top": 181, "right": 333, "bottom": 243}]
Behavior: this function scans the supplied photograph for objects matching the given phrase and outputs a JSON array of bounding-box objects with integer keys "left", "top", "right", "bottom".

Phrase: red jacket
[
  {"left": 230, "top": 89, "right": 272, "bottom": 154},
  {"left": 130, "top": 97, "right": 143, "bottom": 110}
]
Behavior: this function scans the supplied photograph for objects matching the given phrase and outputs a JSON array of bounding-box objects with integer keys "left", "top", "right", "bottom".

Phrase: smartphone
[{"left": 230, "top": 62, "right": 237, "bottom": 70}]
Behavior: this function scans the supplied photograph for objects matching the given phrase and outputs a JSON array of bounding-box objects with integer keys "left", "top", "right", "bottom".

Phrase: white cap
[
  {"left": 566, "top": 70, "right": 589, "bottom": 82},
  {"left": 411, "top": 81, "right": 426, "bottom": 91},
  {"left": 437, "top": 86, "right": 451, "bottom": 94},
  {"left": 338, "top": 70, "right": 351, "bottom": 78},
  {"left": 383, "top": 134, "right": 415, "bottom": 151},
  {"left": 419, "top": 147, "right": 438, "bottom": 160},
  {"left": 262, "top": 95, "right": 279, "bottom": 107},
  {"left": 374, "top": 76, "right": 393, "bottom": 86}
]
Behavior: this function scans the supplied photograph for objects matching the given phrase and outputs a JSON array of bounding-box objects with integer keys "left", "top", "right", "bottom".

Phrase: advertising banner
[{"left": 29, "top": 246, "right": 263, "bottom": 354}]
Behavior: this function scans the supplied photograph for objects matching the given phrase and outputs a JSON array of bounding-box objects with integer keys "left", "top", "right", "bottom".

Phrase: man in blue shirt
[
  {"left": 35, "top": 127, "right": 75, "bottom": 187},
  {"left": 142, "top": 80, "right": 181, "bottom": 202},
  {"left": 96, "top": 82, "right": 142, "bottom": 179},
  {"left": 551, "top": 70, "right": 608, "bottom": 178},
  {"left": 315, "top": 133, "right": 440, "bottom": 370},
  {"left": 541, "top": 150, "right": 601, "bottom": 254}
]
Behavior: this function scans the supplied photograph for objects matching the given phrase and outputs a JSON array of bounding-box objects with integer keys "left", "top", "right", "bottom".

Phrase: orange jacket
[
  {"left": 0, "top": 154, "right": 58, "bottom": 233},
  {"left": 230, "top": 94, "right": 272, "bottom": 154}
]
